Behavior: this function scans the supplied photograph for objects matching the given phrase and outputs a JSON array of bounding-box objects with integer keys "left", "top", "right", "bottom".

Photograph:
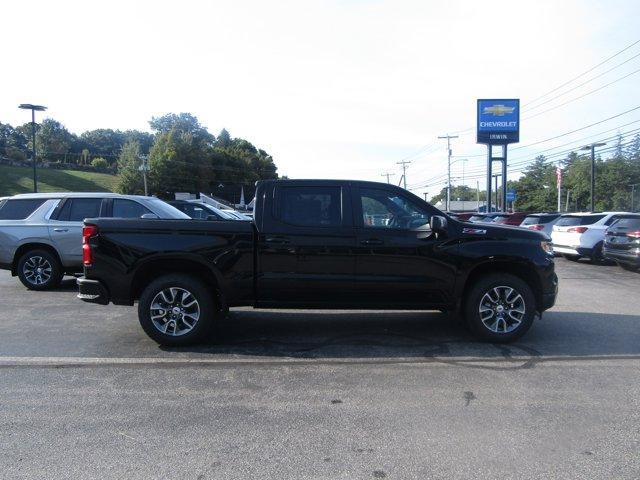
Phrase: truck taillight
[
  {"left": 567, "top": 226, "right": 588, "bottom": 233},
  {"left": 82, "top": 225, "right": 98, "bottom": 266},
  {"left": 528, "top": 224, "right": 544, "bottom": 231}
]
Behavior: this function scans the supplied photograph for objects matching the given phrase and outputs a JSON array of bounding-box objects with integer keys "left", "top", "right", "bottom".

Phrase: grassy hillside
[{"left": 0, "top": 165, "right": 118, "bottom": 196}]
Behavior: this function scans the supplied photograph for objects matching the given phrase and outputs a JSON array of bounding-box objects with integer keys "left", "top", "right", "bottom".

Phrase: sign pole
[
  {"left": 502, "top": 148, "right": 508, "bottom": 213},
  {"left": 486, "top": 148, "right": 492, "bottom": 212}
]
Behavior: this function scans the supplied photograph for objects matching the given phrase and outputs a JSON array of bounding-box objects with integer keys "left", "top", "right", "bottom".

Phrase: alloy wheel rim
[
  {"left": 150, "top": 287, "right": 200, "bottom": 336},
  {"left": 23, "top": 256, "right": 53, "bottom": 285},
  {"left": 478, "top": 286, "right": 526, "bottom": 334}
]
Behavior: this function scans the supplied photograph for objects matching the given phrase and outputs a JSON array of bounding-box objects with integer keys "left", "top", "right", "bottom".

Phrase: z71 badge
[{"left": 462, "top": 227, "right": 487, "bottom": 235}]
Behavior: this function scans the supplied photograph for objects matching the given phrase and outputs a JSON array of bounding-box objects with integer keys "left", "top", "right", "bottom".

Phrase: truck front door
[{"left": 352, "top": 186, "right": 456, "bottom": 308}]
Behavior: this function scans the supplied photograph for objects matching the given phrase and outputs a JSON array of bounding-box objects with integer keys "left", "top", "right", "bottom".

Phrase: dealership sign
[{"left": 477, "top": 99, "right": 520, "bottom": 144}]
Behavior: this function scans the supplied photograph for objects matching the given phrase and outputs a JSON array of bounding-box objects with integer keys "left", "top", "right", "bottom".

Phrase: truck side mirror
[{"left": 430, "top": 215, "right": 447, "bottom": 233}]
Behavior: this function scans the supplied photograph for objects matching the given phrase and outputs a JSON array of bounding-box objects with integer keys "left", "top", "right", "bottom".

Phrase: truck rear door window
[
  {"left": 277, "top": 186, "right": 341, "bottom": 227},
  {"left": 0, "top": 199, "right": 47, "bottom": 220}
]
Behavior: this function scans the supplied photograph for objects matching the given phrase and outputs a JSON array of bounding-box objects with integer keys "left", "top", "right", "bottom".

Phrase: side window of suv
[
  {"left": 56, "top": 198, "right": 103, "bottom": 222},
  {"left": 112, "top": 199, "right": 151, "bottom": 218},
  {"left": 360, "top": 188, "right": 430, "bottom": 230}
]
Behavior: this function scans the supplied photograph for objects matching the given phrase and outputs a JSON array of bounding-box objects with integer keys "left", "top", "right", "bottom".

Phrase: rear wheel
[
  {"left": 590, "top": 243, "right": 607, "bottom": 265},
  {"left": 138, "top": 274, "right": 216, "bottom": 346},
  {"left": 464, "top": 274, "right": 536, "bottom": 343},
  {"left": 17, "top": 249, "right": 63, "bottom": 290}
]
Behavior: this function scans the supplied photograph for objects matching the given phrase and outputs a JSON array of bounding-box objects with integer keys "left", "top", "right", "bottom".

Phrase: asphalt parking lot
[{"left": 1, "top": 258, "right": 639, "bottom": 479}]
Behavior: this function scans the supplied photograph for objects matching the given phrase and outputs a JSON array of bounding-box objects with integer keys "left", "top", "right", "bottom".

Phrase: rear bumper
[
  {"left": 77, "top": 277, "right": 110, "bottom": 305},
  {"left": 552, "top": 244, "right": 592, "bottom": 257},
  {"left": 603, "top": 248, "right": 640, "bottom": 266}
]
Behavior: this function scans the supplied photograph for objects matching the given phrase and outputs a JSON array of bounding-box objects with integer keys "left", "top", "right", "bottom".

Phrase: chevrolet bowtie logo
[{"left": 483, "top": 104, "right": 515, "bottom": 116}]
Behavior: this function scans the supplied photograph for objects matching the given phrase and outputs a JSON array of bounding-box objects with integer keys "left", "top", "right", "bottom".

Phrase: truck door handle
[
  {"left": 360, "top": 238, "right": 383, "bottom": 246},
  {"left": 265, "top": 236, "right": 291, "bottom": 245},
  {"left": 53, "top": 228, "right": 69, "bottom": 232}
]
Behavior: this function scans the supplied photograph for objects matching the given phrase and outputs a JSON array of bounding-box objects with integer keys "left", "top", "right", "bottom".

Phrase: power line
[
  {"left": 524, "top": 38, "right": 640, "bottom": 107},
  {"left": 523, "top": 67, "right": 640, "bottom": 120}
]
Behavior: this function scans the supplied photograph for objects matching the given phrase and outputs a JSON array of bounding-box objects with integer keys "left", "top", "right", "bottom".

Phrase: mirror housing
[{"left": 430, "top": 215, "right": 448, "bottom": 233}]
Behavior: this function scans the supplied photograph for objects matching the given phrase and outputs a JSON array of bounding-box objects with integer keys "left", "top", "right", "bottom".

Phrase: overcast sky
[{"left": 2, "top": 0, "right": 640, "bottom": 197}]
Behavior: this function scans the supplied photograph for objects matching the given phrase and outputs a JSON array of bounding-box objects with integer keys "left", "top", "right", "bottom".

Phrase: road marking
[{"left": 0, "top": 354, "right": 638, "bottom": 368}]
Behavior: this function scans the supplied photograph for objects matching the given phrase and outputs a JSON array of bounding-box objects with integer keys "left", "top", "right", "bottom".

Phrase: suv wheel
[
  {"left": 138, "top": 274, "right": 215, "bottom": 346},
  {"left": 464, "top": 274, "right": 536, "bottom": 343},
  {"left": 17, "top": 249, "right": 63, "bottom": 290},
  {"left": 590, "top": 242, "right": 607, "bottom": 265}
]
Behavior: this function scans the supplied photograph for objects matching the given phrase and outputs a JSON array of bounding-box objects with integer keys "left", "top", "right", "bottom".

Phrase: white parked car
[{"left": 551, "top": 212, "right": 632, "bottom": 264}]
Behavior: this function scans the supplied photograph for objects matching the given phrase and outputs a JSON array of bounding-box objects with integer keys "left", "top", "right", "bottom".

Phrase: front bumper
[
  {"left": 552, "top": 244, "right": 592, "bottom": 257},
  {"left": 603, "top": 247, "right": 640, "bottom": 266},
  {"left": 77, "top": 277, "right": 109, "bottom": 305}
]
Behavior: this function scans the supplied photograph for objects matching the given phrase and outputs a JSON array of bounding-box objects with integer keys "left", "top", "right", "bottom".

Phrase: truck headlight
[{"left": 541, "top": 241, "right": 554, "bottom": 255}]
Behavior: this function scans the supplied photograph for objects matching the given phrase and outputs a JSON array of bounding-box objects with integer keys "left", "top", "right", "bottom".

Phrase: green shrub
[{"left": 91, "top": 157, "right": 109, "bottom": 169}]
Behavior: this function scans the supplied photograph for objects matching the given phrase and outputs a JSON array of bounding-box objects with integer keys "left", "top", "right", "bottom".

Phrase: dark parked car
[
  {"left": 493, "top": 212, "right": 529, "bottom": 226},
  {"left": 603, "top": 215, "right": 640, "bottom": 270},
  {"left": 78, "top": 179, "right": 557, "bottom": 346},
  {"left": 447, "top": 212, "right": 475, "bottom": 221},
  {"left": 168, "top": 200, "right": 227, "bottom": 220}
]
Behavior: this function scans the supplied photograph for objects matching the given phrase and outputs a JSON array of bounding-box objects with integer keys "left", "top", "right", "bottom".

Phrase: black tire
[
  {"left": 590, "top": 242, "right": 607, "bottom": 265},
  {"left": 563, "top": 254, "right": 581, "bottom": 262},
  {"left": 16, "top": 249, "right": 63, "bottom": 290},
  {"left": 464, "top": 274, "right": 536, "bottom": 343},
  {"left": 138, "top": 274, "right": 216, "bottom": 346}
]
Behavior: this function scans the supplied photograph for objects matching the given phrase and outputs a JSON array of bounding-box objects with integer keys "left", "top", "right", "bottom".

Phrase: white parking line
[{"left": 0, "top": 355, "right": 638, "bottom": 367}]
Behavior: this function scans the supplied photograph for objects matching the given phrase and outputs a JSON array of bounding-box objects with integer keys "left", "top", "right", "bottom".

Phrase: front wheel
[
  {"left": 138, "top": 274, "right": 216, "bottom": 346},
  {"left": 464, "top": 274, "right": 536, "bottom": 343}
]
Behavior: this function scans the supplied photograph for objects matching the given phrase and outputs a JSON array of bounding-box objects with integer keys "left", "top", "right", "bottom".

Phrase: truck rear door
[{"left": 257, "top": 182, "right": 357, "bottom": 306}]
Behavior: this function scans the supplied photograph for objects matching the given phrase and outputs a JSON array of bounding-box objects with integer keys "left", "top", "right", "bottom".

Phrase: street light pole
[
  {"left": 581, "top": 142, "right": 606, "bottom": 212},
  {"left": 18, "top": 103, "right": 47, "bottom": 193}
]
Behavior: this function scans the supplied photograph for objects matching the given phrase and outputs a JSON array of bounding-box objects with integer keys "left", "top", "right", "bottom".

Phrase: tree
[
  {"left": 429, "top": 185, "right": 478, "bottom": 205},
  {"left": 0, "top": 122, "right": 28, "bottom": 160},
  {"left": 115, "top": 141, "right": 145, "bottom": 194},
  {"left": 17, "top": 118, "right": 75, "bottom": 161},
  {"left": 79, "top": 129, "right": 126, "bottom": 163},
  {"left": 149, "top": 113, "right": 214, "bottom": 147},
  {"left": 510, "top": 155, "right": 556, "bottom": 212}
]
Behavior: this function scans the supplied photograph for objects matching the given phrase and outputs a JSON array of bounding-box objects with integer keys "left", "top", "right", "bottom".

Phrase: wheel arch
[
  {"left": 130, "top": 256, "right": 226, "bottom": 310},
  {"left": 460, "top": 260, "right": 544, "bottom": 313},
  {"left": 12, "top": 242, "right": 62, "bottom": 276}
]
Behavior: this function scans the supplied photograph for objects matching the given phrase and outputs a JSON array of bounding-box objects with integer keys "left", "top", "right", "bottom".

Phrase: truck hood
[{"left": 458, "top": 221, "right": 550, "bottom": 241}]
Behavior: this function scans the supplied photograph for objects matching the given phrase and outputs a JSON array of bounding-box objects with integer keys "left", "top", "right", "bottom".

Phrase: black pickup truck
[{"left": 78, "top": 179, "right": 557, "bottom": 345}]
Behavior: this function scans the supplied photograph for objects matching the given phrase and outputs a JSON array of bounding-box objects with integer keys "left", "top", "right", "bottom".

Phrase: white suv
[{"left": 551, "top": 212, "right": 632, "bottom": 264}]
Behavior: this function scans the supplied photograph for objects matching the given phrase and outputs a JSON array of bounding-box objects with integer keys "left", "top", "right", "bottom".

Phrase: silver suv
[{"left": 0, "top": 192, "right": 189, "bottom": 290}]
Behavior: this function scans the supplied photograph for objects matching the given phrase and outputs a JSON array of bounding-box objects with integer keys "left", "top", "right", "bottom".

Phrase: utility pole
[
  {"left": 631, "top": 184, "right": 640, "bottom": 212},
  {"left": 581, "top": 142, "right": 606, "bottom": 212},
  {"left": 138, "top": 154, "right": 150, "bottom": 196},
  {"left": 381, "top": 172, "right": 395, "bottom": 184},
  {"left": 556, "top": 166, "right": 563, "bottom": 213},
  {"left": 438, "top": 134, "right": 458, "bottom": 212},
  {"left": 396, "top": 160, "right": 411, "bottom": 190},
  {"left": 423, "top": 192, "right": 428, "bottom": 202}
]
